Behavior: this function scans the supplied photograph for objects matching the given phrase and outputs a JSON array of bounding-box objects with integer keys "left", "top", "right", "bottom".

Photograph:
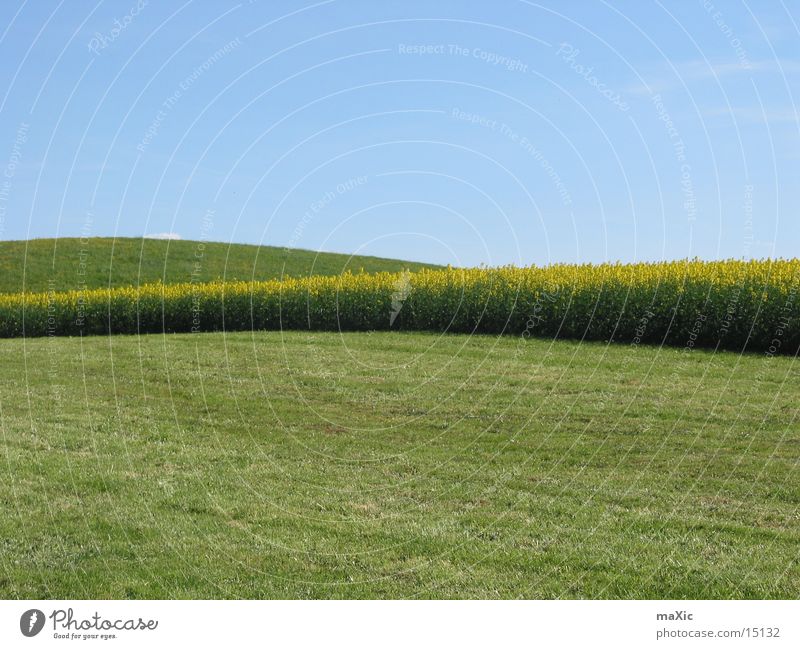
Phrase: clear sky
[{"left": 0, "top": 0, "right": 797, "bottom": 267}]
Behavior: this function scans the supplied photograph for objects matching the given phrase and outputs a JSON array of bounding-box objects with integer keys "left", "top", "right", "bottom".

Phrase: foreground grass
[
  {"left": 0, "top": 237, "right": 440, "bottom": 293},
  {"left": 0, "top": 331, "right": 797, "bottom": 598}
]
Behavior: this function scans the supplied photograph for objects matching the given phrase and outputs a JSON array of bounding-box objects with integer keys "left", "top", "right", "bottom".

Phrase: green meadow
[
  {"left": 0, "top": 237, "right": 440, "bottom": 294},
  {"left": 0, "top": 330, "right": 796, "bottom": 598}
]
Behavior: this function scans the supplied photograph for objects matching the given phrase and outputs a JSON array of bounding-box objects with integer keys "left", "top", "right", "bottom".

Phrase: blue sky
[{"left": 0, "top": 0, "right": 797, "bottom": 267}]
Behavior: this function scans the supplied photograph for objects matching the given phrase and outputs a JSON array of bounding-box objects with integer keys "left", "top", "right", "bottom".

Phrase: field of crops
[{"left": 1, "top": 258, "right": 798, "bottom": 353}]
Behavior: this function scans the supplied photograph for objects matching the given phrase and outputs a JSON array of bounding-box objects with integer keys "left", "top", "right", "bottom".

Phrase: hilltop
[{"left": 0, "top": 237, "right": 441, "bottom": 293}]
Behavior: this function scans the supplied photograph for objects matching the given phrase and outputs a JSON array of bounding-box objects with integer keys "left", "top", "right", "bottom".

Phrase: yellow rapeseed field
[{"left": 0, "top": 259, "right": 797, "bottom": 353}]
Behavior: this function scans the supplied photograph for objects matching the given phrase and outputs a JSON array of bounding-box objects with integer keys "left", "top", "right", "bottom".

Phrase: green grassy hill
[{"left": 0, "top": 237, "right": 440, "bottom": 293}]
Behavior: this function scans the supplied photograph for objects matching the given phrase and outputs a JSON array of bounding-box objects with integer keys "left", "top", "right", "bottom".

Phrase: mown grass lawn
[{"left": 0, "top": 330, "right": 797, "bottom": 598}]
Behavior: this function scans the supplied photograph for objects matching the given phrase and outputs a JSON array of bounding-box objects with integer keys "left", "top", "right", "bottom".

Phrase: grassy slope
[
  {"left": 0, "top": 237, "right": 440, "bottom": 293},
  {"left": 0, "top": 331, "right": 797, "bottom": 598}
]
